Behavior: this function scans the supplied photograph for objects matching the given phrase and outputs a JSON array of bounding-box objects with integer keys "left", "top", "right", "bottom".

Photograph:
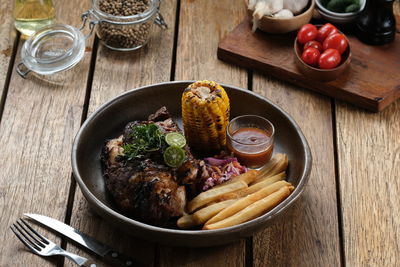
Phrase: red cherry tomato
[
  {"left": 323, "top": 33, "right": 348, "bottom": 54},
  {"left": 318, "top": 48, "right": 341, "bottom": 69},
  {"left": 304, "top": 40, "right": 323, "bottom": 52},
  {"left": 301, "top": 47, "right": 321, "bottom": 66},
  {"left": 316, "top": 23, "right": 338, "bottom": 43},
  {"left": 297, "top": 24, "right": 318, "bottom": 44}
]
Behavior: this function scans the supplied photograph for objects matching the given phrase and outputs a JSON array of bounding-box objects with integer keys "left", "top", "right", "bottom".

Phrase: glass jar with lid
[
  {"left": 17, "top": 0, "right": 167, "bottom": 77},
  {"left": 87, "top": 0, "right": 165, "bottom": 51}
]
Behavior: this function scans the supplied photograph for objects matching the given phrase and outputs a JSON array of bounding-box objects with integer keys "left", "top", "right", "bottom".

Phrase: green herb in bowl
[{"left": 323, "top": 0, "right": 360, "bottom": 13}]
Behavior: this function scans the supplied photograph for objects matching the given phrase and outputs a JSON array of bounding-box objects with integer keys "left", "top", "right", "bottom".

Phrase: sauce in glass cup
[{"left": 227, "top": 115, "right": 274, "bottom": 168}]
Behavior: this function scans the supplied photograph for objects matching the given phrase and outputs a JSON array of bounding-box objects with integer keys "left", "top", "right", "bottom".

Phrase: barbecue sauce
[{"left": 227, "top": 127, "right": 273, "bottom": 168}]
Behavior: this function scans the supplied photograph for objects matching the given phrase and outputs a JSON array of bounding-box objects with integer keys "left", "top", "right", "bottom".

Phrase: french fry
[
  {"left": 228, "top": 172, "right": 286, "bottom": 198},
  {"left": 227, "top": 169, "right": 259, "bottom": 185},
  {"left": 218, "top": 172, "right": 286, "bottom": 200},
  {"left": 177, "top": 199, "right": 238, "bottom": 229},
  {"left": 251, "top": 171, "right": 286, "bottom": 186},
  {"left": 212, "top": 170, "right": 259, "bottom": 189},
  {"left": 203, "top": 185, "right": 294, "bottom": 230},
  {"left": 177, "top": 215, "right": 196, "bottom": 229},
  {"left": 218, "top": 192, "right": 238, "bottom": 201},
  {"left": 192, "top": 199, "right": 237, "bottom": 224},
  {"left": 205, "top": 180, "right": 291, "bottom": 225},
  {"left": 258, "top": 153, "right": 281, "bottom": 174},
  {"left": 187, "top": 181, "right": 248, "bottom": 212},
  {"left": 253, "top": 154, "right": 288, "bottom": 184}
]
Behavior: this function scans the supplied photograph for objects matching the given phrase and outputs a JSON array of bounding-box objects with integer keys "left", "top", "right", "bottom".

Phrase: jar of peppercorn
[
  {"left": 16, "top": 0, "right": 167, "bottom": 77},
  {"left": 85, "top": 0, "right": 167, "bottom": 51}
]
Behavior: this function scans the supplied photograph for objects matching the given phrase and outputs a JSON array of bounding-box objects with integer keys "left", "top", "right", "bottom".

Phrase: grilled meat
[{"left": 102, "top": 107, "right": 200, "bottom": 226}]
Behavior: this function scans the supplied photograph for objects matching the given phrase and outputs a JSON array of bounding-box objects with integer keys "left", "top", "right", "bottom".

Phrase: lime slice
[
  {"left": 163, "top": 146, "right": 186, "bottom": 168},
  {"left": 165, "top": 132, "right": 186, "bottom": 148}
]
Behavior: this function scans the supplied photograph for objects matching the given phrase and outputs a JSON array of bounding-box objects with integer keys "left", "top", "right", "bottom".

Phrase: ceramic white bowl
[{"left": 316, "top": 0, "right": 366, "bottom": 24}]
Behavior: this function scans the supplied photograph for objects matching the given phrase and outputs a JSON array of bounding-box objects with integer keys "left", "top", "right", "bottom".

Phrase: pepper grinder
[{"left": 355, "top": 0, "right": 396, "bottom": 45}]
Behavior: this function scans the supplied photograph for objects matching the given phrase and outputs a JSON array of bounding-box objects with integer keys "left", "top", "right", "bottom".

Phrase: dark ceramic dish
[{"left": 71, "top": 81, "right": 312, "bottom": 247}]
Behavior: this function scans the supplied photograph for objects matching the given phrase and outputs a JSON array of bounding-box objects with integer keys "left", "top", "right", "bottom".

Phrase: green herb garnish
[
  {"left": 323, "top": 0, "right": 360, "bottom": 13},
  {"left": 122, "top": 123, "right": 167, "bottom": 160}
]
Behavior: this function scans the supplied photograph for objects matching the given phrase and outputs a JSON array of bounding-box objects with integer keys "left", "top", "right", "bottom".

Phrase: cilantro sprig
[{"left": 122, "top": 123, "right": 167, "bottom": 161}]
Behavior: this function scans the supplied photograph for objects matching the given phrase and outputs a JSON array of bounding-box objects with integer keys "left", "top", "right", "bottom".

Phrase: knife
[{"left": 24, "top": 213, "right": 147, "bottom": 267}]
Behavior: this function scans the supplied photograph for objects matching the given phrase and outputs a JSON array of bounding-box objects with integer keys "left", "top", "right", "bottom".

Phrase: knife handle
[{"left": 103, "top": 250, "right": 148, "bottom": 267}]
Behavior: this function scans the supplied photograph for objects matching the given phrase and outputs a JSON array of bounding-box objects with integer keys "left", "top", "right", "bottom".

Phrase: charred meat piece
[
  {"left": 147, "top": 106, "right": 171, "bottom": 122},
  {"left": 102, "top": 107, "right": 200, "bottom": 226},
  {"left": 176, "top": 160, "right": 199, "bottom": 185},
  {"left": 104, "top": 162, "right": 186, "bottom": 225}
]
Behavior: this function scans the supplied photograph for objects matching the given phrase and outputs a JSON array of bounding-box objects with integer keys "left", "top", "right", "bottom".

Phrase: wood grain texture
[
  {"left": 65, "top": 1, "right": 178, "bottom": 266},
  {"left": 0, "top": 0, "right": 16, "bottom": 102},
  {"left": 252, "top": 75, "right": 341, "bottom": 266},
  {"left": 335, "top": 94, "right": 400, "bottom": 266},
  {"left": 218, "top": 19, "right": 400, "bottom": 112},
  {"left": 0, "top": 0, "right": 93, "bottom": 266},
  {"left": 158, "top": 0, "right": 247, "bottom": 266},
  {"left": 172, "top": 0, "right": 247, "bottom": 86},
  {"left": 336, "top": 5, "right": 400, "bottom": 266}
]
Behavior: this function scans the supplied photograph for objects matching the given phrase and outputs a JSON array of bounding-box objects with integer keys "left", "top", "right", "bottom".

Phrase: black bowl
[{"left": 71, "top": 81, "right": 312, "bottom": 247}]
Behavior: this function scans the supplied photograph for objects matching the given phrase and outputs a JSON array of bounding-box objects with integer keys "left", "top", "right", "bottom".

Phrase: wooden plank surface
[
  {"left": 336, "top": 5, "right": 400, "bottom": 266},
  {"left": 0, "top": 0, "right": 17, "bottom": 106},
  {"left": 336, "top": 100, "right": 400, "bottom": 266},
  {"left": 217, "top": 19, "right": 400, "bottom": 112},
  {"left": 0, "top": 1, "right": 397, "bottom": 266},
  {"left": 65, "top": 1, "right": 178, "bottom": 266},
  {"left": 158, "top": 0, "right": 248, "bottom": 266},
  {"left": 0, "top": 0, "right": 94, "bottom": 266},
  {"left": 252, "top": 75, "right": 341, "bottom": 266}
]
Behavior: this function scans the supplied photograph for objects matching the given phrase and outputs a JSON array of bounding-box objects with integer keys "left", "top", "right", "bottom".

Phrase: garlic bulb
[
  {"left": 248, "top": 0, "right": 258, "bottom": 10},
  {"left": 283, "top": 0, "right": 308, "bottom": 15},
  {"left": 253, "top": 0, "right": 283, "bottom": 19},
  {"left": 252, "top": 0, "right": 283, "bottom": 32},
  {"left": 273, "top": 9, "right": 294, "bottom": 18},
  {"left": 249, "top": 0, "right": 309, "bottom": 32}
]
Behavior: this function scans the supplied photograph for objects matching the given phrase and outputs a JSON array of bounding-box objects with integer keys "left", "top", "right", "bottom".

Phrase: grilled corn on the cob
[{"left": 182, "top": 80, "right": 230, "bottom": 152}]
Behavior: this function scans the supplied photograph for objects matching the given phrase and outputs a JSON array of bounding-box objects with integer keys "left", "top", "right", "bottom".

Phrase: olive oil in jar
[{"left": 14, "top": 0, "right": 56, "bottom": 37}]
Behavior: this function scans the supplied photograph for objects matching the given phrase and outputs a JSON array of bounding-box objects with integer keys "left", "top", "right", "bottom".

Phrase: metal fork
[{"left": 10, "top": 219, "right": 96, "bottom": 267}]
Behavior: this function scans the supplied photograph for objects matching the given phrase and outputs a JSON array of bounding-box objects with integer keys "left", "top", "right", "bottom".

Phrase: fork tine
[
  {"left": 10, "top": 224, "right": 41, "bottom": 253},
  {"left": 20, "top": 219, "right": 50, "bottom": 245},
  {"left": 16, "top": 220, "right": 46, "bottom": 248}
]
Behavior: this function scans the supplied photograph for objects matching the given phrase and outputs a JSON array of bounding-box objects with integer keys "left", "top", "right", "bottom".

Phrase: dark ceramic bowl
[{"left": 71, "top": 81, "right": 312, "bottom": 247}]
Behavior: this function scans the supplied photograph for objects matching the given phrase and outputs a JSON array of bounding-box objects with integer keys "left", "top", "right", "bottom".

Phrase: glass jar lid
[{"left": 17, "top": 24, "right": 86, "bottom": 77}]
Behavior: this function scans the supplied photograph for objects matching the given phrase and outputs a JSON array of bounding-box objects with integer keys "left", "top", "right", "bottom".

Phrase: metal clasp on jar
[
  {"left": 155, "top": 11, "right": 168, "bottom": 29},
  {"left": 80, "top": 10, "right": 101, "bottom": 39}
]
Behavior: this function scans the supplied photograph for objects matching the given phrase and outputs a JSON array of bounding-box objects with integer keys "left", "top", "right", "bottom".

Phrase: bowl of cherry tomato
[{"left": 294, "top": 23, "right": 351, "bottom": 82}]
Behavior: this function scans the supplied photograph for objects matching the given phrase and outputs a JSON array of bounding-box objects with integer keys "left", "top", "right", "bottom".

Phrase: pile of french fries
[{"left": 177, "top": 153, "right": 294, "bottom": 230}]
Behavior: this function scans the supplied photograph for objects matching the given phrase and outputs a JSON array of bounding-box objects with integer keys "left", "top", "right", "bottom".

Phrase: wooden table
[{"left": 1, "top": 1, "right": 399, "bottom": 266}]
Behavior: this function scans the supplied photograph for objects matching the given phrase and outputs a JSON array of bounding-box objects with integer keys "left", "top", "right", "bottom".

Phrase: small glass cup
[{"left": 227, "top": 115, "right": 275, "bottom": 168}]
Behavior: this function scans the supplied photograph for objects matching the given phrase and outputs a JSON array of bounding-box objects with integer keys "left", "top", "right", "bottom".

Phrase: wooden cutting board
[{"left": 218, "top": 19, "right": 400, "bottom": 112}]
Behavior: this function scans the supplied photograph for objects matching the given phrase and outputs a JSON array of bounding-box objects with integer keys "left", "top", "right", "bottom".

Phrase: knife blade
[{"left": 24, "top": 213, "right": 147, "bottom": 267}]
